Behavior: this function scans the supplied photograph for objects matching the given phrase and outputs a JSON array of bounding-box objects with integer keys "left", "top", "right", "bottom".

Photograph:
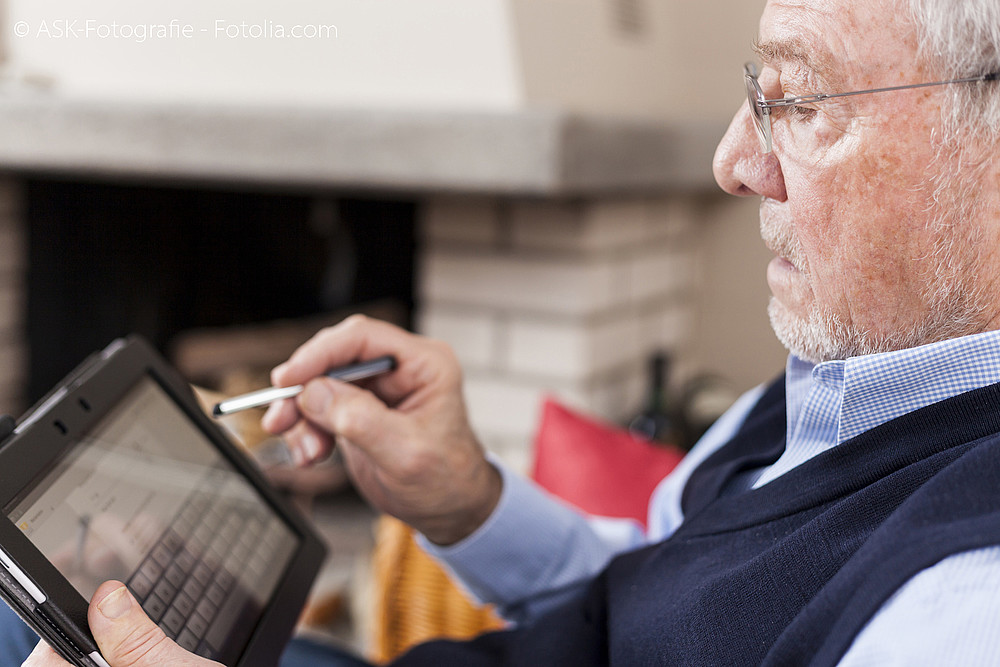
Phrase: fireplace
[
  {"left": 0, "top": 99, "right": 728, "bottom": 472},
  {"left": 23, "top": 177, "right": 416, "bottom": 402}
]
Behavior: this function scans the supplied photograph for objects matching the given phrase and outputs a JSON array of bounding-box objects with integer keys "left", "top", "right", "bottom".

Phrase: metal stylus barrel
[{"left": 211, "top": 355, "right": 397, "bottom": 417}]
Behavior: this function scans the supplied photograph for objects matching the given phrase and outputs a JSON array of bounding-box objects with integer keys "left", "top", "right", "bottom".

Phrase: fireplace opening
[{"left": 25, "top": 177, "right": 416, "bottom": 403}]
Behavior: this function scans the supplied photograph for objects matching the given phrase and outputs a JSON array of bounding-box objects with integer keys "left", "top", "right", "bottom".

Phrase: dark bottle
[{"left": 628, "top": 352, "right": 683, "bottom": 447}]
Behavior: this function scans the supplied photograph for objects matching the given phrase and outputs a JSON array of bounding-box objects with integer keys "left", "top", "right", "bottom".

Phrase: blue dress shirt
[{"left": 425, "top": 330, "right": 1000, "bottom": 665}]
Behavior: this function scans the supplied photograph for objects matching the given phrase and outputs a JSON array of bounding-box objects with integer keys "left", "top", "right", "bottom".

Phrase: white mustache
[{"left": 760, "top": 214, "right": 807, "bottom": 273}]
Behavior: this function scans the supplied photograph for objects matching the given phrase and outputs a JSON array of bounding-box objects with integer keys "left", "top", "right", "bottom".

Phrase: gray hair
[{"left": 909, "top": 0, "right": 1000, "bottom": 140}]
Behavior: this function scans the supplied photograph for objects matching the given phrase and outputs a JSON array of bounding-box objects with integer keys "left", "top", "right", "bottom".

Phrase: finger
[
  {"left": 297, "top": 378, "right": 413, "bottom": 466},
  {"left": 273, "top": 316, "right": 412, "bottom": 387},
  {"left": 23, "top": 640, "right": 65, "bottom": 667},
  {"left": 275, "top": 317, "right": 447, "bottom": 407},
  {"left": 282, "top": 421, "right": 335, "bottom": 466},
  {"left": 87, "top": 582, "right": 214, "bottom": 666},
  {"left": 260, "top": 397, "right": 300, "bottom": 435}
]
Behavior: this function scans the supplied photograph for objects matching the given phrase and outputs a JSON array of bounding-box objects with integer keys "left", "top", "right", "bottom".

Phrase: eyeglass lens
[{"left": 744, "top": 66, "right": 772, "bottom": 152}]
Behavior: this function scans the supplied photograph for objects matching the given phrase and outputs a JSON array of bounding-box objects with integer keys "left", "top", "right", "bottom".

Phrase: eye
[{"left": 781, "top": 104, "right": 818, "bottom": 120}]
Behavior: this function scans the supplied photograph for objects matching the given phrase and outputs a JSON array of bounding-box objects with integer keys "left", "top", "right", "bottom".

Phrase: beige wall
[
  {"left": 691, "top": 195, "right": 789, "bottom": 393},
  {"left": 511, "top": 0, "right": 767, "bottom": 124}
]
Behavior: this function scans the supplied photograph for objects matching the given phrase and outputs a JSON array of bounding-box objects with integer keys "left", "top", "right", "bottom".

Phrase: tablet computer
[{"left": 0, "top": 336, "right": 327, "bottom": 667}]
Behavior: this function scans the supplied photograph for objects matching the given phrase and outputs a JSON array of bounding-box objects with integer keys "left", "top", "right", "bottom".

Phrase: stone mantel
[{"left": 0, "top": 93, "right": 722, "bottom": 195}]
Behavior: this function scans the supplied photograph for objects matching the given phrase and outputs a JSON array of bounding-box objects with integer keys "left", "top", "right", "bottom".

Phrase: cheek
[
  {"left": 783, "top": 147, "right": 932, "bottom": 309},
  {"left": 831, "top": 153, "right": 944, "bottom": 316},
  {"left": 783, "top": 111, "right": 851, "bottom": 156}
]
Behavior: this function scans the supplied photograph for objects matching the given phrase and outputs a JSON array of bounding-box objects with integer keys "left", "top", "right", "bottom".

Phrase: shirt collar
[{"left": 787, "top": 329, "right": 1000, "bottom": 446}]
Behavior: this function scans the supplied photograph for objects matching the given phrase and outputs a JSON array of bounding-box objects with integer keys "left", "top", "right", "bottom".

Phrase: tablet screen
[{"left": 5, "top": 376, "right": 301, "bottom": 661}]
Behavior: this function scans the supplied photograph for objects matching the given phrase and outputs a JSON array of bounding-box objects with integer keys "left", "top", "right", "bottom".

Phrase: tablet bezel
[{"left": 0, "top": 335, "right": 327, "bottom": 667}]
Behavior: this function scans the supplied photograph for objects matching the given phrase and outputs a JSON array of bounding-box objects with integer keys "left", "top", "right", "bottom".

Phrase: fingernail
[
  {"left": 97, "top": 586, "right": 133, "bottom": 620},
  {"left": 271, "top": 363, "right": 289, "bottom": 384},
  {"left": 301, "top": 433, "right": 322, "bottom": 462},
  {"left": 290, "top": 442, "right": 306, "bottom": 466},
  {"left": 301, "top": 382, "right": 334, "bottom": 416},
  {"left": 261, "top": 403, "right": 280, "bottom": 430}
]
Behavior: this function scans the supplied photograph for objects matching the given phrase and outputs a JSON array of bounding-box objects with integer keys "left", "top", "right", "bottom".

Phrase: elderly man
[{"left": 14, "top": 0, "right": 1000, "bottom": 664}]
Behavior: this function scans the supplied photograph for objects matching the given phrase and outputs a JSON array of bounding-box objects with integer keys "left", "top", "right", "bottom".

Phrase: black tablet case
[{"left": 0, "top": 336, "right": 327, "bottom": 667}]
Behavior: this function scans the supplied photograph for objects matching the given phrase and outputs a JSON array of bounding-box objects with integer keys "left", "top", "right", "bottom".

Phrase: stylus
[
  {"left": 89, "top": 651, "right": 112, "bottom": 667},
  {"left": 211, "top": 355, "right": 397, "bottom": 417}
]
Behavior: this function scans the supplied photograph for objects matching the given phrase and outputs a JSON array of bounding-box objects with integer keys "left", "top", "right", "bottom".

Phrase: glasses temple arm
[{"left": 760, "top": 72, "right": 1000, "bottom": 108}]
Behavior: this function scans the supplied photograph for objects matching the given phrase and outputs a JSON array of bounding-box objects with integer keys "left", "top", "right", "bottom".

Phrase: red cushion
[{"left": 530, "top": 398, "right": 685, "bottom": 528}]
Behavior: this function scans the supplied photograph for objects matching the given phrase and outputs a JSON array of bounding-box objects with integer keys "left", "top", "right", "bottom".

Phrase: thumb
[
  {"left": 87, "top": 582, "right": 213, "bottom": 666},
  {"left": 298, "top": 378, "right": 401, "bottom": 455}
]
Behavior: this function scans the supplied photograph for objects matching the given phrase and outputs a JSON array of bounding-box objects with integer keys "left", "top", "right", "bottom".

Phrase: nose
[{"left": 713, "top": 102, "right": 787, "bottom": 202}]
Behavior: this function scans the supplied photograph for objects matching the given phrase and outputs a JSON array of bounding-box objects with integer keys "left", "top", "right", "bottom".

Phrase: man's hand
[
  {"left": 262, "top": 315, "right": 502, "bottom": 545},
  {"left": 23, "top": 581, "right": 219, "bottom": 667}
]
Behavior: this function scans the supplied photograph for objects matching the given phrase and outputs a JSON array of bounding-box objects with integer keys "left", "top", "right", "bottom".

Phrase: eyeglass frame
[{"left": 743, "top": 62, "right": 1000, "bottom": 153}]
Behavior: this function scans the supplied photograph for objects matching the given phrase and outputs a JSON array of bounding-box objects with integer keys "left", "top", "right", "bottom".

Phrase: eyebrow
[{"left": 752, "top": 37, "right": 840, "bottom": 88}]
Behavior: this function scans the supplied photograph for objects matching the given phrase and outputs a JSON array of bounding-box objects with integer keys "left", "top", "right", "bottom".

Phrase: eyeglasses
[{"left": 744, "top": 62, "right": 1000, "bottom": 153}]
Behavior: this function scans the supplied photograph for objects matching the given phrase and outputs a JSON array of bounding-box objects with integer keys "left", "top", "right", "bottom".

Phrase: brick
[
  {"left": 583, "top": 200, "right": 650, "bottom": 247},
  {"left": 641, "top": 305, "right": 694, "bottom": 352},
  {"left": 421, "top": 197, "right": 501, "bottom": 246},
  {"left": 630, "top": 247, "right": 694, "bottom": 304},
  {"left": 467, "top": 377, "right": 638, "bottom": 459},
  {"left": 510, "top": 199, "right": 648, "bottom": 253},
  {"left": 420, "top": 251, "right": 622, "bottom": 317},
  {"left": 506, "top": 319, "right": 587, "bottom": 380},
  {"left": 506, "top": 316, "right": 642, "bottom": 382},
  {"left": 646, "top": 198, "right": 699, "bottom": 242},
  {"left": 416, "top": 306, "right": 499, "bottom": 370},
  {"left": 463, "top": 375, "right": 553, "bottom": 442}
]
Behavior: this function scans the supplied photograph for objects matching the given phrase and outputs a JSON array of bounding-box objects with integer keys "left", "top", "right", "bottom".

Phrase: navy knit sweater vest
[{"left": 395, "top": 376, "right": 1000, "bottom": 666}]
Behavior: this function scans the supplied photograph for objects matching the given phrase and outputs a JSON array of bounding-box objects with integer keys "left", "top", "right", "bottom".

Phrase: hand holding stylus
[{"left": 261, "top": 315, "right": 502, "bottom": 546}]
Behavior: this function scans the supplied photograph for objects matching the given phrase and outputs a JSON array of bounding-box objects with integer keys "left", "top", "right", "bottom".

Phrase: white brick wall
[
  {"left": 423, "top": 197, "right": 503, "bottom": 246},
  {"left": 418, "top": 307, "right": 500, "bottom": 370},
  {"left": 505, "top": 316, "right": 641, "bottom": 382},
  {"left": 509, "top": 199, "right": 649, "bottom": 253},
  {"left": 462, "top": 374, "right": 551, "bottom": 442},
  {"left": 421, "top": 251, "right": 625, "bottom": 317},
  {"left": 418, "top": 195, "right": 698, "bottom": 472},
  {"left": 630, "top": 247, "right": 692, "bottom": 303}
]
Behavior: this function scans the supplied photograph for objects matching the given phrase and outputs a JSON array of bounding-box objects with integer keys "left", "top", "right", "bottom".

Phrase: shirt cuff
[{"left": 417, "top": 458, "right": 615, "bottom": 607}]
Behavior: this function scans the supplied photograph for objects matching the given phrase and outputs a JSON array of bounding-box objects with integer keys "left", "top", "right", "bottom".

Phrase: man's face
[{"left": 713, "top": 0, "right": 1000, "bottom": 362}]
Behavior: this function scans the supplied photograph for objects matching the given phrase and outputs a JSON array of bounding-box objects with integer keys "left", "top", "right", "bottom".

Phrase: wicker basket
[{"left": 370, "top": 515, "right": 506, "bottom": 663}]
